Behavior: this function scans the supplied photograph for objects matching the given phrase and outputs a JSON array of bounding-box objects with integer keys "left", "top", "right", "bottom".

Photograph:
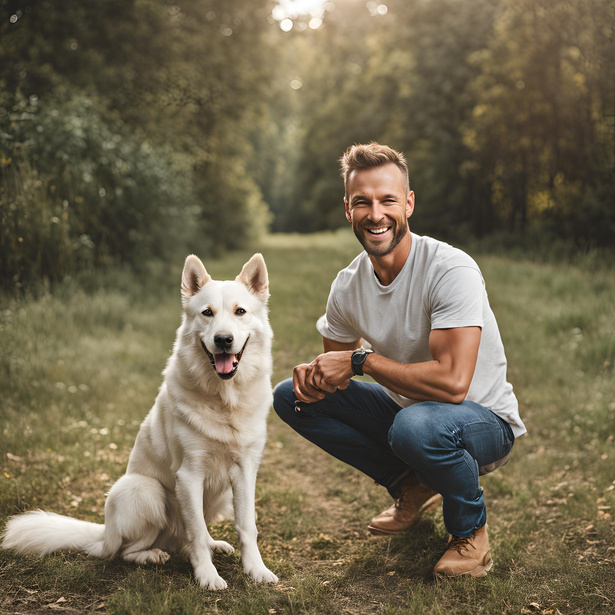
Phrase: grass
[{"left": 1, "top": 228, "right": 614, "bottom": 614}]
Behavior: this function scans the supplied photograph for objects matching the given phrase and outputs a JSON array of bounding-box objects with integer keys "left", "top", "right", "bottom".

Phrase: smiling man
[{"left": 273, "top": 142, "right": 526, "bottom": 577}]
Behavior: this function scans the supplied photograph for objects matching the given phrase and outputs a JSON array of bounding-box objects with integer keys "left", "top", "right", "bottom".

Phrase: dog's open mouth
[{"left": 201, "top": 337, "right": 249, "bottom": 380}]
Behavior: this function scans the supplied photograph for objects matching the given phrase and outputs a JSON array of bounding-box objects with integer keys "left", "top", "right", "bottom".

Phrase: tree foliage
[
  {"left": 1, "top": 0, "right": 613, "bottom": 291},
  {"left": 0, "top": 0, "right": 276, "bottom": 290},
  {"left": 269, "top": 0, "right": 614, "bottom": 249}
]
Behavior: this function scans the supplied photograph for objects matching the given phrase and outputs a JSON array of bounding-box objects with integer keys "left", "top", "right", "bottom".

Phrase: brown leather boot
[
  {"left": 433, "top": 524, "right": 493, "bottom": 577},
  {"left": 367, "top": 474, "right": 441, "bottom": 536}
]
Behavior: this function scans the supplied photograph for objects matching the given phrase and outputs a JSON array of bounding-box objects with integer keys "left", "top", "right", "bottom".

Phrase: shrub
[{"left": 0, "top": 93, "right": 196, "bottom": 291}]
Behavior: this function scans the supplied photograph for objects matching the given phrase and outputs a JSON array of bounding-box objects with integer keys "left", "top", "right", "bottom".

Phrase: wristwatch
[{"left": 351, "top": 349, "right": 374, "bottom": 376}]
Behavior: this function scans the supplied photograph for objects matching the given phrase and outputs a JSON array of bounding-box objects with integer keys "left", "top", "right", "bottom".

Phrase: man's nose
[{"left": 367, "top": 201, "right": 386, "bottom": 221}]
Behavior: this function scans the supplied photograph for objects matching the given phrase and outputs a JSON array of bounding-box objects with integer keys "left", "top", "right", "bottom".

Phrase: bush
[{"left": 0, "top": 93, "right": 197, "bottom": 292}]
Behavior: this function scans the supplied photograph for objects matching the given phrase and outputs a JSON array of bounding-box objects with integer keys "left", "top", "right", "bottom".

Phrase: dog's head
[{"left": 180, "top": 253, "right": 271, "bottom": 381}]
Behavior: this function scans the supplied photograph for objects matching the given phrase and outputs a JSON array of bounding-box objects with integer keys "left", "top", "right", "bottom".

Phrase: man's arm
[
  {"left": 363, "top": 327, "right": 481, "bottom": 404},
  {"left": 300, "top": 327, "right": 481, "bottom": 405},
  {"left": 323, "top": 338, "right": 361, "bottom": 353}
]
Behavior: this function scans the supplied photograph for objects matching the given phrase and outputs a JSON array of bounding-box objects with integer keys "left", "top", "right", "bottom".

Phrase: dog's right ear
[{"left": 181, "top": 255, "right": 211, "bottom": 304}]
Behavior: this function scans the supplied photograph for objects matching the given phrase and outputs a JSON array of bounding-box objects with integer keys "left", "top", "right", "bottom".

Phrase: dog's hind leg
[
  {"left": 121, "top": 534, "right": 171, "bottom": 565},
  {"left": 104, "top": 473, "right": 171, "bottom": 565}
]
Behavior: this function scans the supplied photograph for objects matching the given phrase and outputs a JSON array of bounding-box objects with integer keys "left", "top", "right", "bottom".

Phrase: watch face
[{"left": 351, "top": 350, "right": 367, "bottom": 376}]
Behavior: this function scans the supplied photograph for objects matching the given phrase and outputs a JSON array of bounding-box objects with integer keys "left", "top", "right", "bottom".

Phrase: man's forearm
[{"left": 362, "top": 353, "right": 469, "bottom": 405}]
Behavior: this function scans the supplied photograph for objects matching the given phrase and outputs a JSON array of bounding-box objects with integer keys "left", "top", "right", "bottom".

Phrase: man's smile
[{"left": 365, "top": 226, "right": 391, "bottom": 236}]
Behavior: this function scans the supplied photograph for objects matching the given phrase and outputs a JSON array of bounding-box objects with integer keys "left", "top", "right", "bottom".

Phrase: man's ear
[
  {"left": 236, "top": 253, "right": 269, "bottom": 302},
  {"left": 345, "top": 197, "right": 352, "bottom": 223},
  {"left": 181, "top": 255, "right": 211, "bottom": 305},
  {"left": 406, "top": 190, "right": 415, "bottom": 219}
]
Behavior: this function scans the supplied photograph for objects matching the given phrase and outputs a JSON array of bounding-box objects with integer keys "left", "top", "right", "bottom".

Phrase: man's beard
[{"left": 353, "top": 218, "right": 409, "bottom": 257}]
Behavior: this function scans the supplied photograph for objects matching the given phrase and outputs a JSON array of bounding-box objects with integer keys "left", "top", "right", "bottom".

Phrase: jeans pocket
[{"left": 479, "top": 449, "right": 512, "bottom": 475}]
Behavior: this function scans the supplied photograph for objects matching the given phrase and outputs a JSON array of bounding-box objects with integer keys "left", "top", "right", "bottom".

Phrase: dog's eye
[
  {"left": 235, "top": 308, "right": 246, "bottom": 316},
  {"left": 202, "top": 308, "right": 213, "bottom": 317}
]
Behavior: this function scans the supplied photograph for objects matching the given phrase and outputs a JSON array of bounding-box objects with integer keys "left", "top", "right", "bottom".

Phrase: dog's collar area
[{"left": 200, "top": 336, "right": 250, "bottom": 380}]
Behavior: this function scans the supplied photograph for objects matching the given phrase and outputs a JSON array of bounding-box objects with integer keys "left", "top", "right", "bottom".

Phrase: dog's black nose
[{"left": 214, "top": 333, "right": 234, "bottom": 349}]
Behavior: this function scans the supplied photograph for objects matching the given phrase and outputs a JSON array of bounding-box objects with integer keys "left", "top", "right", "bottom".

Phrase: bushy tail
[{"left": 1, "top": 510, "right": 121, "bottom": 558}]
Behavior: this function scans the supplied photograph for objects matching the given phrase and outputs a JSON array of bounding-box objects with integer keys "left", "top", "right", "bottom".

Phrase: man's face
[{"left": 345, "top": 163, "right": 414, "bottom": 257}]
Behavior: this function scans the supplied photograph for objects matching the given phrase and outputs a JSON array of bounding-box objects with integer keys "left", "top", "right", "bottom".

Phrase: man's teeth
[{"left": 368, "top": 227, "right": 389, "bottom": 234}]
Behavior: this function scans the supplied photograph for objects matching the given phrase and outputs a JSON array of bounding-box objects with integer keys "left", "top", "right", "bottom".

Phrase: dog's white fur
[{"left": 1, "top": 253, "right": 278, "bottom": 590}]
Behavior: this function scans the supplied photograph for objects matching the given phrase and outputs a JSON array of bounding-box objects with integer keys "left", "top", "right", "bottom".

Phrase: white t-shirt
[{"left": 316, "top": 233, "right": 527, "bottom": 438}]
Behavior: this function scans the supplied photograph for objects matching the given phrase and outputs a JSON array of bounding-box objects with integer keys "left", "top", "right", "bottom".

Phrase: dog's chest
[{"left": 184, "top": 403, "right": 266, "bottom": 450}]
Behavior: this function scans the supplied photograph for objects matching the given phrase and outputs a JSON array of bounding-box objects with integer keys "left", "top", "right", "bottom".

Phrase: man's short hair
[{"left": 340, "top": 143, "right": 410, "bottom": 197}]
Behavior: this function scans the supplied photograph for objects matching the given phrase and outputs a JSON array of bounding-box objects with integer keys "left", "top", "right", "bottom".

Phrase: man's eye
[
  {"left": 202, "top": 308, "right": 213, "bottom": 317},
  {"left": 235, "top": 308, "right": 246, "bottom": 316}
]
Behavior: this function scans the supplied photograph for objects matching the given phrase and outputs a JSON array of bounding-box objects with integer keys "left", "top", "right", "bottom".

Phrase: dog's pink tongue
[{"left": 214, "top": 353, "right": 236, "bottom": 374}]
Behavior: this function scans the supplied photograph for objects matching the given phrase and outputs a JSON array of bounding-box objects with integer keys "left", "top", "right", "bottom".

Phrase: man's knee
[
  {"left": 273, "top": 378, "right": 296, "bottom": 423},
  {"left": 388, "top": 402, "right": 450, "bottom": 462}
]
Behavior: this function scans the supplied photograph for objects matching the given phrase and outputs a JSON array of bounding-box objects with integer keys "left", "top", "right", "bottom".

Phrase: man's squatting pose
[{"left": 273, "top": 142, "right": 526, "bottom": 577}]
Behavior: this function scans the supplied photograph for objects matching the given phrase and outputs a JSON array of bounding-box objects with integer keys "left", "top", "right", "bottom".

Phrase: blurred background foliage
[{"left": 1, "top": 0, "right": 613, "bottom": 292}]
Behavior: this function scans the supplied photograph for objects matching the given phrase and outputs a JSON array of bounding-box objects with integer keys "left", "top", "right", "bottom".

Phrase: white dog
[{"left": 2, "top": 253, "right": 278, "bottom": 590}]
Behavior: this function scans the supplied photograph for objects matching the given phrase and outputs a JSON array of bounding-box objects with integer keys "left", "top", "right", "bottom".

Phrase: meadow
[{"left": 1, "top": 230, "right": 614, "bottom": 614}]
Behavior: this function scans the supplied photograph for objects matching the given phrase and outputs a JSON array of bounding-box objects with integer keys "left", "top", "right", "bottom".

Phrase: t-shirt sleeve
[
  {"left": 429, "top": 266, "right": 485, "bottom": 330},
  {"left": 315, "top": 281, "right": 361, "bottom": 343}
]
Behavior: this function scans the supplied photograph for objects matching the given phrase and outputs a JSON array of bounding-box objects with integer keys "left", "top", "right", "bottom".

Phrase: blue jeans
[{"left": 273, "top": 378, "right": 514, "bottom": 537}]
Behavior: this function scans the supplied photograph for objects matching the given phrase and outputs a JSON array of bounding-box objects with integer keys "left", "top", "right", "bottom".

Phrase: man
[{"left": 273, "top": 143, "right": 526, "bottom": 577}]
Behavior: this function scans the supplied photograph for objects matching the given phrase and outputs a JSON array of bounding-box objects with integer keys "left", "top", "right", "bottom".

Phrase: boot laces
[{"left": 448, "top": 535, "right": 476, "bottom": 555}]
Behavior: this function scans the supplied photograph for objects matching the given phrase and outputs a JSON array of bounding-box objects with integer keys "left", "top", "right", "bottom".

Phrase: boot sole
[
  {"left": 434, "top": 557, "right": 493, "bottom": 578},
  {"left": 367, "top": 494, "right": 442, "bottom": 536}
]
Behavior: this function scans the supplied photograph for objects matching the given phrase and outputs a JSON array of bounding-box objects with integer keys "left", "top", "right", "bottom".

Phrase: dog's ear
[
  {"left": 236, "top": 253, "right": 269, "bottom": 302},
  {"left": 181, "top": 255, "right": 211, "bottom": 304}
]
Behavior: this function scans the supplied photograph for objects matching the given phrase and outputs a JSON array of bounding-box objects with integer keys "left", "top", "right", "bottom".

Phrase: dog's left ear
[
  {"left": 236, "top": 253, "right": 269, "bottom": 302},
  {"left": 181, "top": 255, "right": 212, "bottom": 305}
]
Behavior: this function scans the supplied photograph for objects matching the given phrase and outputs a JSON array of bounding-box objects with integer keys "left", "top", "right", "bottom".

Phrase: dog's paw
[
  {"left": 199, "top": 574, "right": 228, "bottom": 591},
  {"left": 194, "top": 564, "right": 228, "bottom": 590},
  {"left": 245, "top": 565, "right": 279, "bottom": 584},
  {"left": 153, "top": 549, "right": 171, "bottom": 565},
  {"left": 210, "top": 540, "right": 234, "bottom": 554},
  {"left": 123, "top": 548, "right": 170, "bottom": 565}
]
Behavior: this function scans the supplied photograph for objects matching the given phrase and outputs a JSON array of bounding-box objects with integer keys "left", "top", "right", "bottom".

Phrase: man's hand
[
  {"left": 310, "top": 350, "right": 354, "bottom": 392},
  {"left": 292, "top": 362, "right": 324, "bottom": 404},
  {"left": 292, "top": 350, "right": 354, "bottom": 404}
]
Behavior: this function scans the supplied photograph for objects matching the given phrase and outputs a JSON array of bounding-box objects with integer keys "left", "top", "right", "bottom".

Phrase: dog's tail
[{"left": 1, "top": 510, "right": 121, "bottom": 558}]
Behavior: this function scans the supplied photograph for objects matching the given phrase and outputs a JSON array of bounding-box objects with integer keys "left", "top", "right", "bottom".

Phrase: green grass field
[{"left": 1, "top": 230, "right": 614, "bottom": 614}]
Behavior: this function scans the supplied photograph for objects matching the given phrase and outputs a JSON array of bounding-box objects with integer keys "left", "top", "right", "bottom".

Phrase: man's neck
[{"left": 368, "top": 232, "right": 412, "bottom": 286}]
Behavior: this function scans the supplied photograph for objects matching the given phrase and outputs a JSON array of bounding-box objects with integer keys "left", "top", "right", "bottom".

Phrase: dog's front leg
[
  {"left": 230, "top": 460, "right": 278, "bottom": 584},
  {"left": 176, "top": 463, "right": 232, "bottom": 590}
]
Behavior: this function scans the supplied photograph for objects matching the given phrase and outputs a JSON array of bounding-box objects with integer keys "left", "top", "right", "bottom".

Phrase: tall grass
[{"left": 1, "top": 229, "right": 614, "bottom": 614}]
